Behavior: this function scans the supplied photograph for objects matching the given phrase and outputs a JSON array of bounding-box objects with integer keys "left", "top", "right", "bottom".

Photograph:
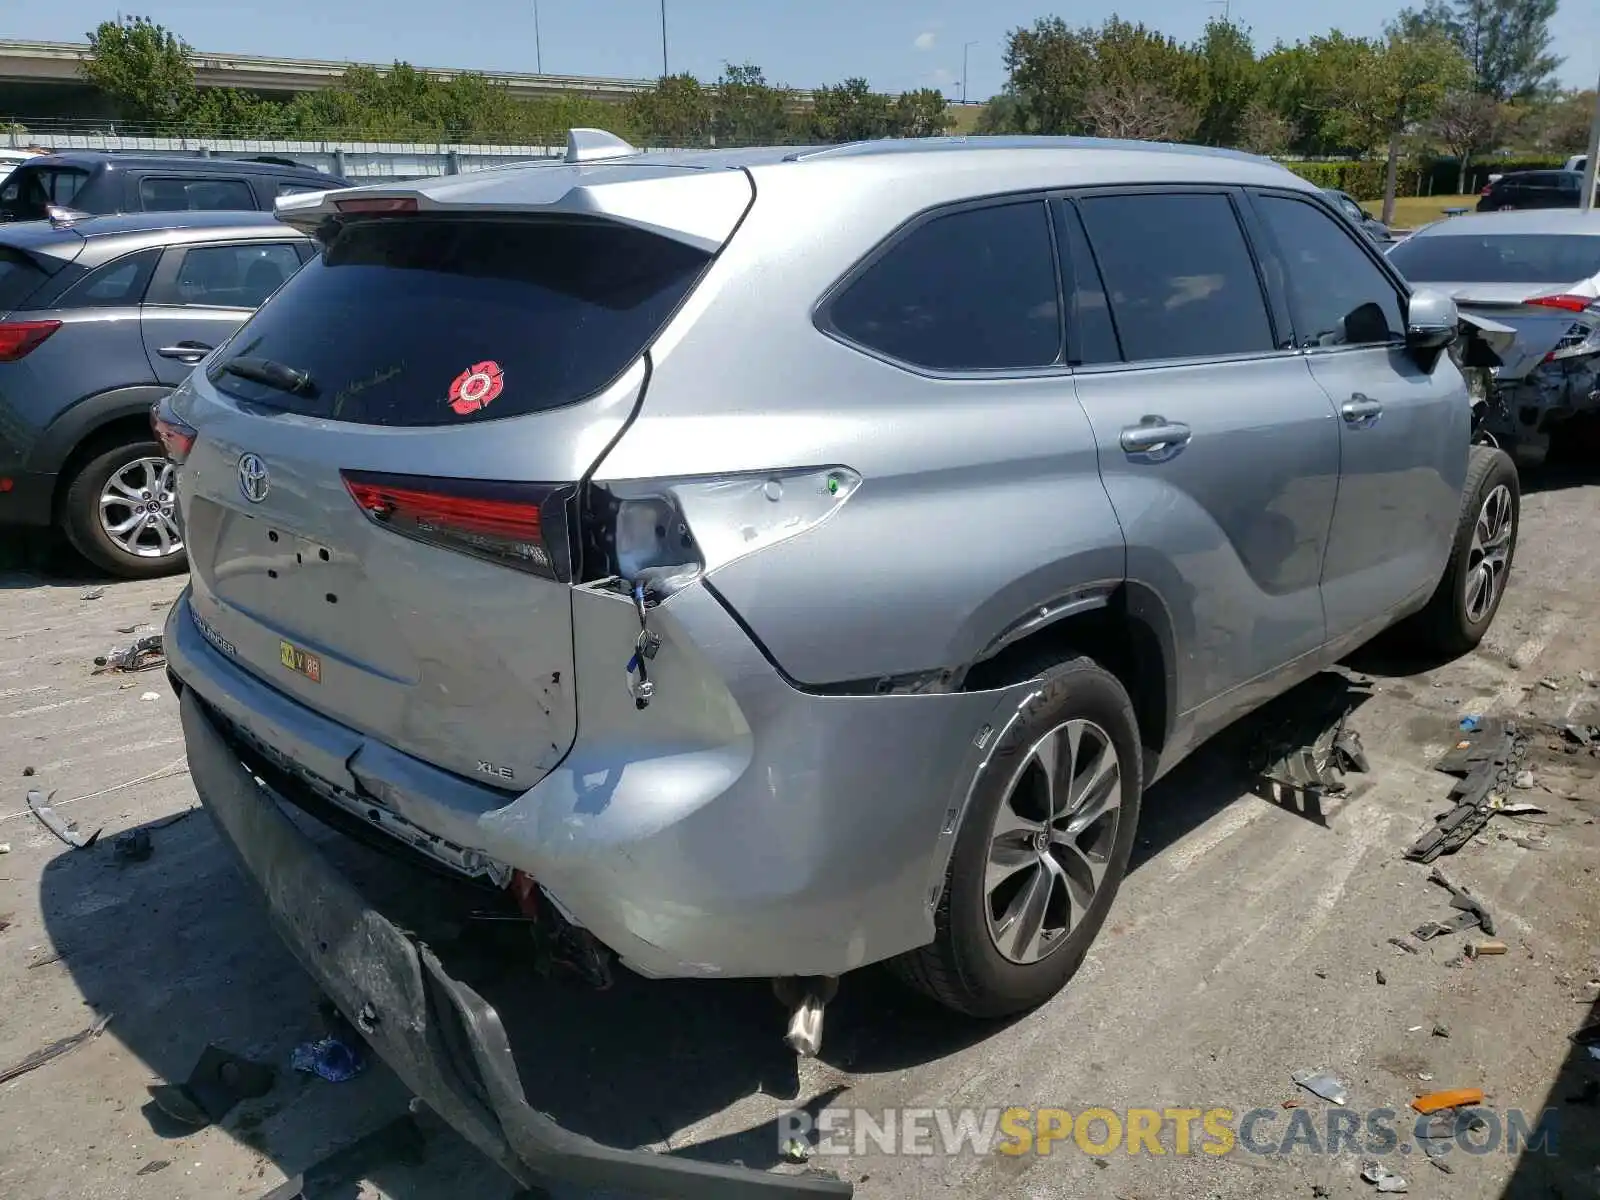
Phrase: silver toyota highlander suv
[{"left": 162, "top": 132, "right": 1519, "bottom": 1197}]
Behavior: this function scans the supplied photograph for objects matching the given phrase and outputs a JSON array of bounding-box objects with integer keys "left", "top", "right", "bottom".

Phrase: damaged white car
[{"left": 1387, "top": 210, "right": 1600, "bottom": 466}]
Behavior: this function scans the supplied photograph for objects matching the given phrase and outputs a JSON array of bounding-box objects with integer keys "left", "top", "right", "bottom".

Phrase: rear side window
[
  {"left": 826, "top": 200, "right": 1061, "bottom": 370},
  {"left": 139, "top": 177, "right": 256, "bottom": 212},
  {"left": 0, "top": 248, "right": 48, "bottom": 310},
  {"left": 160, "top": 243, "right": 304, "bottom": 308},
  {"left": 1386, "top": 233, "right": 1600, "bottom": 284},
  {"left": 1253, "top": 195, "right": 1403, "bottom": 348},
  {"left": 54, "top": 247, "right": 161, "bottom": 309},
  {"left": 1077, "top": 192, "right": 1276, "bottom": 362},
  {"left": 208, "top": 217, "right": 711, "bottom": 425},
  {"left": 0, "top": 165, "right": 90, "bottom": 222}
]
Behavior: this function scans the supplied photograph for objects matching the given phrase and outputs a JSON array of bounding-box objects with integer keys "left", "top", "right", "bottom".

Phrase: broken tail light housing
[
  {"left": 580, "top": 467, "right": 863, "bottom": 600},
  {"left": 150, "top": 397, "right": 197, "bottom": 463},
  {"left": 341, "top": 470, "right": 574, "bottom": 580},
  {"left": 0, "top": 319, "right": 61, "bottom": 362},
  {"left": 1526, "top": 294, "right": 1597, "bottom": 314}
]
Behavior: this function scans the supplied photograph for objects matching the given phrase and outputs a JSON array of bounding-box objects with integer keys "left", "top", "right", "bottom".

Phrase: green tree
[
  {"left": 713, "top": 64, "right": 791, "bottom": 145},
  {"left": 1194, "top": 18, "right": 1260, "bottom": 147},
  {"left": 975, "top": 90, "right": 1025, "bottom": 134},
  {"left": 81, "top": 16, "right": 196, "bottom": 123},
  {"left": 1002, "top": 17, "right": 1096, "bottom": 134},
  {"left": 808, "top": 78, "right": 894, "bottom": 141},
  {"left": 626, "top": 74, "right": 713, "bottom": 147},
  {"left": 1398, "top": 0, "right": 1561, "bottom": 100},
  {"left": 1428, "top": 89, "right": 1503, "bottom": 189},
  {"left": 892, "top": 88, "right": 951, "bottom": 137}
]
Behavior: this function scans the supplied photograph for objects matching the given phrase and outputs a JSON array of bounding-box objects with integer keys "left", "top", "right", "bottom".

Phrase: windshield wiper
[{"left": 221, "top": 356, "right": 318, "bottom": 397}]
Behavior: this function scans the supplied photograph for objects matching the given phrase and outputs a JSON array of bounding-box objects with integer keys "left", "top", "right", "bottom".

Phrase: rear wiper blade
[{"left": 221, "top": 356, "right": 318, "bottom": 397}]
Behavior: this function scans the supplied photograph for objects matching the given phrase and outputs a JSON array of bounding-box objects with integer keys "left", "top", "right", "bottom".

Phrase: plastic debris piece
[
  {"left": 1466, "top": 940, "right": 1507, "bottom": 958},
  {"left": 1418, "top": 1072, "right": 1434, "bottom": 1082},
  {"left": 1375, "top": 969, "right": 1387, "bottom": 985},
  {"left": 139, "top": 691, "right": 160, "bottom": 702},
  {"left": 0, "top": 843, "right": 9, "bottom": 854},
  {"left": 149, "top": 1044, "right": 276, "bottom": 1128},
  {"left": 1512, "top": 770, "right": 1536, "bottom": 790},
  {"left": 1388, "top": 937, "right": 1419, "bottom": 954},
  {"left": 113, "top": 829, "right": 153, "bottom": 864},
  {"left": 136, "top": 1160, "right": 170, "bottom": 1176},
  {"left": 1413, "top": 1087, "right": 1485, "bottom": 1114},
  {"left": 291, "top": 1035, "right": 365, "bottom": 1083},
  {"left": 26, "top": 788, "right": 101, "bottom": 850},
  {"left": 1361, "top": 1160, "right": 1408, "bottom": 1192},
  {"left": 782, "top": 1139, "right": 811, "bottom": 1163},
  {"left": 81, "top": 588, "right": 104, "bottom": 601},
  {"left": 1494, "top": 800, "right": 1546, "bottom": 815},
  {"left": 0, "top": 1013, "right": 112, "bottom": 1085},
  {"left": 1538, "top": 677, "right": 1560, "bottom": 691},
  {"left": 1293, "top": 1069, "right": 1350, "bottom": 1105},
  {"left": 21, "top": 766, "right": 33, "bottom": 777},
  {"left": 1433, "top": 1023, "right": 1451, "bottom": 1038},
  {"left": 93, "top": 634, "right": 165, "bottom": 674},
  {"left": 1459, "top": 715, "right": 1481, "bottom": 731}
]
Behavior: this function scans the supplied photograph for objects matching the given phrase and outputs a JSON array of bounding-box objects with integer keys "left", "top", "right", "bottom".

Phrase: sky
[{"left": 12, "top": 1, "right": 1599, "bottom": 101}]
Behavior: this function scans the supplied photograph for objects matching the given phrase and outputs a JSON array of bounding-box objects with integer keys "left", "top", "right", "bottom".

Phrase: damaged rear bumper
[{"left": 177, "top": 688, "right": 852, "bottom": 1199}]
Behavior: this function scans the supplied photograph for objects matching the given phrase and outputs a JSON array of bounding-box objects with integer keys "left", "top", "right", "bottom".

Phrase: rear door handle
[
  {"left": 158, "top": 342, "right": 213, "bottom": 362},
  {"left": 1120, "top": 418, "right": 1192, "bottom": 457},
  {"left": 1341, "top": 394, "right": 1383, "bottom": 426}
]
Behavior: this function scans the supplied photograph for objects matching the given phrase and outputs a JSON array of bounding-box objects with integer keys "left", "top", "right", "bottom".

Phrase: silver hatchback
[{"left": 164, "top": 133, "right": 1518, "bottom": 1196}]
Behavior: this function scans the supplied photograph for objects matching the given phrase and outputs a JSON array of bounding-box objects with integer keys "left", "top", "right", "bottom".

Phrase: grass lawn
[{"left": 1361, "top": 194, "right": 1478, "bottom": 229}]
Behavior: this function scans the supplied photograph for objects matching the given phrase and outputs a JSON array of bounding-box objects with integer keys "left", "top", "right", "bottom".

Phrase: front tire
[
  {"left": 60, "top": 437, "right": 188, "bottom": 580},
  {"left": 892, "top": 655, "right": 1143, "bottom": 1018},
  {"left": 1410, "top": 444, "right": 1518, "bottom": 657}
]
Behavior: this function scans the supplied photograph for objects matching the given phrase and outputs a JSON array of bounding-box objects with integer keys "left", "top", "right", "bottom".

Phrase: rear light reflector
[
  {"left": 1526, "top": 294, "right": 1595, "bottom": 313},
  {"left": 335, "top": 197, "right": 418, "bottom": 214},
  {"left": 150, "top": 399, "right": 197, "bottom": 463},
  {"left": 341, "top": 470, "right": 572, "bottom": 579},
  {"left": 1480, "top": 185, "right": 1493, "bottom": 196},
  {"left": 0, "top": 320, "right": 61, "bottom": 362}
]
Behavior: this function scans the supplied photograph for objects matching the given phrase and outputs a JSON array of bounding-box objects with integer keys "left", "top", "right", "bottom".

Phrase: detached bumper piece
[{"left": 178, "top": 690, "right": 852, "bottom": 1199}]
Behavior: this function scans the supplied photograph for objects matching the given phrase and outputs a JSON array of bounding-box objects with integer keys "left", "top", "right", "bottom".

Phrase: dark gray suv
[{"left": 0, "top": 211, "right": 313, "bottom": 576}]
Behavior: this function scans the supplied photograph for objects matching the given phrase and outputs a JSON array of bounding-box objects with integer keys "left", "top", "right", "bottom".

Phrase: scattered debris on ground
[
  {"left": 0, "top": 1013, "right": 112, "bottom": 1085},
  {"left": 1407, "top": 721, "right": 1529, "bottom": 862},
  {"left": 148, "top": 1044, "right": 276, "bottom": 1129},
  {"left": 1411, "top": 867, "right": 1495, "bottom": 942},
  {"left": 290, "top": 1035, "right": 365, "bottom": 1083},
  {"left": 1252, "top": 677, "right": 1371, "bottom": 795},
  {"left": 80, "top": 588, "right": 104, "bottom": 601},
  {"left": 26, "top": 788, "right": 101, "bottom": 850},
  {"left": 1465, "top": 940, "right": 1507, "bottom": 958},
  {"left": 135, "top": 1160, "right": 170, "bottom": 1176},
  {"left": 92, "top": 634, "right": 165, "bottom": 674},
  {"left": 113, "top": 829, "right": 153, "bottom": 864},
  {"left": 1292, "top": 1069, "right": 1350, "bottom": 1105},
  {"left": 1361, "top": 1159, "right": 1408, "bottom": 1192},
  {"left": 1433, "top": 1023, "right": 1451, "bottom": 1038},
  {"left": 1412, "top": 1087, "right": 1485, "bottom": 1114},
  {"left": 1375, "top": 969, "right": 1387, "bottom": 985}
]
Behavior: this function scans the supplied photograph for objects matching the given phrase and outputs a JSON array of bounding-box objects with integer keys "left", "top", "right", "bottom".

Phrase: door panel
[{"left": 1247, "top": 189, "right": 1466, "bottom": 641}]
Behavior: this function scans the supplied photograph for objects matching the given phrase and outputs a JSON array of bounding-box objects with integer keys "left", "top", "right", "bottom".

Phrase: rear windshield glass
[
  {"left": 0, "top": 165, "right": 90, "bottom": 222},
  {"left": 0, "top": 248, "right": 48, "bottom": 310},
  {"left": 1387, "top": 233, "right": 1600, "bottom": 284},
  {"left": 208, "top": 216, "right": 711, "bottom": 425}
]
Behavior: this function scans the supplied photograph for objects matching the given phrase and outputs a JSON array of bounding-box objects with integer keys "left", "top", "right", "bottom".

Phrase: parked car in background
[
  {"left": 1564, "top": 154, "right": 1588, "bottom": 174},
  {"left": 1386, "top": 210, "right": 1600, "bottom": 467},
  {"left": 0, "top": 211, "right": 314, "bottom": 576},
  {"left": 1476, "top": 169, "right": 1596, "bottom": 212},
  {"left": 162, "top": 131, "right": 1520, "bottom": 1199},
  {"left": 1321, "top": 187, "right": 1393, "bottom": 243},
  {"left": 0, "top": 152, "right": 347, "bottom": 223},
  {"left": 0, "top": 147, "right": 44, "bottom": 177}
]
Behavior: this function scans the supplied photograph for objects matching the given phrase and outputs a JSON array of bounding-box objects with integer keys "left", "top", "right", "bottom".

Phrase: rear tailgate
[{"left": 173, "top": 175, "right": 749, "bottom": 789}]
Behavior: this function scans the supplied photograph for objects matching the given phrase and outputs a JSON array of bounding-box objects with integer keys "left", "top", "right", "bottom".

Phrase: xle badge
[
  {"left": 448, "top": 361, "right": 504, "bottom": 415},
  {"left": 279, "top": 640, "right": 322, "bottom": 683}
]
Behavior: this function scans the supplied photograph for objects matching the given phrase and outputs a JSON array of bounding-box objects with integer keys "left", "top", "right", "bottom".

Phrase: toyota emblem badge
[{"left": 237, "top": 453, "right": 270, "bottom": 504}]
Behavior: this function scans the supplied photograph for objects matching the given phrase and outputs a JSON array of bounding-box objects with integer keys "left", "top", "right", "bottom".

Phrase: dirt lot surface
[{"left": 1, "top": 465, "right": 1597, "bottom": 1200}]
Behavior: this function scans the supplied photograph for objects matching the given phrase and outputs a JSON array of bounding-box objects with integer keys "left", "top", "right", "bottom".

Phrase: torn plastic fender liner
[{"left": 176, "top": 690, "right": 852, "bottom": 1199}]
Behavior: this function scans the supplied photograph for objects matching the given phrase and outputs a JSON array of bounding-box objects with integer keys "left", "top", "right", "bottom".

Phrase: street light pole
[
  {"left": 532, "top": 0, "right": 543, "bottom": 74},
  {"left": 962, "top": 41, "right": 979, "bottom": 104},
  {"left": 1582, "top": 68, "right": 1600, "bottom": 214},
  {"left": 660, "top": 0, "right": 669, "bottom": 77}
]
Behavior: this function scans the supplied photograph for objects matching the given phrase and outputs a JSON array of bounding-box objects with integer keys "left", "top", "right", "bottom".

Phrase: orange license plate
[{"left": 279, "top": 640, "right": 322, "bottom": 683}]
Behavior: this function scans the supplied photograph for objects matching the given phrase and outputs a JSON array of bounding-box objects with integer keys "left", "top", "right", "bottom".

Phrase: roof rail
[{"left": 564, "top": 128, "right": 639, "bottom": 164}]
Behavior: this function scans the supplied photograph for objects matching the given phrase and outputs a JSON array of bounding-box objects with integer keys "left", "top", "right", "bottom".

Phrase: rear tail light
[
  {"left": 335, "top": 197, "right": 418, "bottom": 214},
  {"left": 341, "top": 471, "right": 573, "bottom": 579},
  {"left": 1526, "top": 294, "right": 1596, "bottom": 313},
  {"left": 150, "top": 398, "right": 197, "bottom": 463},
  {"left": 0, "top": 319, "right": 61, "bottom": 362},
  {"left": 1480, "top": 185, "right": 1493, "bottom": 196},
  {"left": 579, "top": 467, "right": 862, "bottom": 601}
]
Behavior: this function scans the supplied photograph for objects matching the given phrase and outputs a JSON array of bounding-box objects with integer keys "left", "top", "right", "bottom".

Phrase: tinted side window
[
  {"left": 158, "top": 243, "right": 304, "bottom": 308},
  {"left": 1253, "top": 194, "right": 1403, "bottom": 348},
  {"left": 0, "top": 166, "right": 90, "bottom": 222},
  {"left": 1077, "top": 192, "right": 1275, "bottom": 362},
  {"left": 1054, "top": 202, "right": 1121, "bottom": 365},
  {"left": 55, "top": 247, "right": 161, "bottom": 309},
  {"left": 139, "top": 177, "right": 257, "bottom": 212},
  {"left": 827, "top": 201, "right": 1061, "bottom": 371}
]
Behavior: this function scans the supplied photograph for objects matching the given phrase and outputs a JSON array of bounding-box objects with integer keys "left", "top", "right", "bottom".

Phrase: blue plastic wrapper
[{"left": 290, "top": 1035, "right": 365, "bottom": 1083}]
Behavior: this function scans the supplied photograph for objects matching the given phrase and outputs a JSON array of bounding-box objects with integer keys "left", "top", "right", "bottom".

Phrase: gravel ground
[{"left": 0, "top": 463, "right": 1596, "bottom": 1200}]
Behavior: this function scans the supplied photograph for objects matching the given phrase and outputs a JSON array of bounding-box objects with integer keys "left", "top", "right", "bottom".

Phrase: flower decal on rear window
[{"left": 448, "top": 361, "right": 505, "bottom": 415}]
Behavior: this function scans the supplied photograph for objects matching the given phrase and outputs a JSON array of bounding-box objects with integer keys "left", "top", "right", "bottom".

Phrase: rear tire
[
  {"left": 1409, "top": 444, "right": 1518, "bottom": 658},
  {"left": 60, "top": 437, "right": 188, "bottom": 580},
  {"left": 891, "top": 655, "right": 1143, "bottom": 1018}
]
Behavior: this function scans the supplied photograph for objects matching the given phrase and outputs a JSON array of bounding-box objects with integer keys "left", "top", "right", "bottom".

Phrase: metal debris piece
[
  {"left": 1427, "top": 867, "right": 1495, "bottom": 935},
  {"left": 93, "top": 634, "right": 164, "bottom": 674},
  {"left": 0, "top": 1013, "right": 112, "bottom": 1085},
  {"left": 149, "top": 1044, "right": 277, "bottom": 1128},
  {"left": 1491, "top": 797, "right": 1546, "bottom": 814},
  {"left": 1293, "top": 1069, "right": 1350, "bottom": 1106},
  {"left": 135, "top": 1160, "right": 170, "bottom": 1176},
  {"left": 1433, "top": 1023, "right": 1451, "bottom": 1038},
  {"left": 26, "top": 788, "right": 101, "bottom": 850},
  {"left": 1538, "top": 677, "right": 1560, "bottom": 691},
  {"left": 1387, "top": 937, "right": 1420, "bottom": 954},
  {"left": 80, "top": 588, "right": 104, "bottom": 601},
  {"left": 1361, "top": 1160, "right": 1408, "bottom": 1192},
  {"left": 113, "top": 829, "right": 153, "bottom": 864}
]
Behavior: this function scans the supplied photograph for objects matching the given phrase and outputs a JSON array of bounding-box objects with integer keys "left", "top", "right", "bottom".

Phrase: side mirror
[{"left": 1405, "top": 288, "right": 1458, "bottom": 367}]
